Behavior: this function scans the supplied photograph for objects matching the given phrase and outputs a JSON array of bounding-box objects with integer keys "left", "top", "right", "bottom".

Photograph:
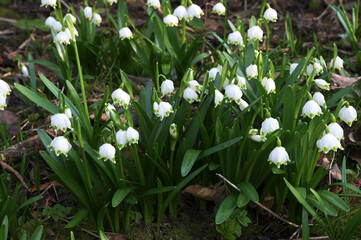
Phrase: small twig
[
  {"left": 0, "top": 17, "right": 16, "bottom": 24},
  {"left": 289, "top": 227, "right": 301, "bottom": 239},
  {"left": 0, "top": 160, "right": 29, "bottom": 190},
  {"left": 328, "top": 152, "right": 336, "bottom": 185},
  {"left": 216, "top": 173, "right": 300, "bottom": 228},
  {"left": 60, "top": 0, "right": 70, "bottom": 9},
  {"left": 59, "top": 218, "right": 100, "bottom": 239}
]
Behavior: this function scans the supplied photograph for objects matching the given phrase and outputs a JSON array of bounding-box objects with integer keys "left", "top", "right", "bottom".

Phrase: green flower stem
[
  {"left": 72, "top": 41, "right": 89, "bottom": 118},
  {"left": 130, "top": 144, "right": 145, "bottom": 185},
  {"left": 123, "top": 204, "right": 131, "bottom": 232},
  {"left": 181, "top": 19, "right": 186, "bottom": 44},
  {"left": 169, "top": 141, "right": 176, "bottom": 176},
  {"left": 223, "top": 0, "right": 228, "bottom": 50},
  {"left": 264, "top": 19, "right": 270, "bottom": 55},
  {"left": 114, "top": 205, "right": 120, "bottom": 233},
  {"left": 105, "top": 0, "right": 112, "bottom": 39},
  {"left": 57, "top": 0, "right": 63, "bottom": 22}
]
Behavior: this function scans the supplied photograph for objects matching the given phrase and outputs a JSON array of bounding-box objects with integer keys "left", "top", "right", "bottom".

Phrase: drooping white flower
[
  {"left": 246, "top": 64, "right": 258, "bottom": 79},
  {"left": 183, "top": 87, "right": 199, "bottom": 104},
  {"left": 161, "top": 79, "right": 174, "bottom": 97},
  {"left": 126, "top": 127, "right": 139, "bottom": 144},
  {"left": 146, "top": 0, "right": 160, "bottom": 9},
  {"left": 21, "top": 65, "right": 29, "bottom": 77},
  {"left": 54, "top": 31, "right": 70, "bottom": 45},
  {"left": 153, "top": 101, "right": 174, "bottom": 120},
  {"left": 49, "top": 136, "right": 72, "bottom": 156},
  {"left": 187, "top": 4, "right": 204, "bottom": 21},
  {"left": 174, "top": 6, "right": 188, "bottom": 20},
  {"left": 105, "top": 103, "right": 116, "bottom": 117},
  {"left": 339, "top": 105, "right": 357, "bottom": 126},
  {"left": 111, "top": 88, "right": 131, "bottom": 108},
  {"left": 209, "top": 67, "right": 220, "bottom": 80},
  {"left": 261, "top": 77, "right": 276, "bottom": 94},
  {"left": 63, "top": 13, "right": 76, "bottom": 23},
  {"left": 316, "top": 133, "right": 343, "bottom": 154},
  {"left": 169, "top": 123, "right": 178, "bottom": 139},
  {"left": 64, "top": 106, "right": 72, "bottom": 118},
  {"left": 92, "top": 13, "right": 102, "bottom": 26},
  {"left": 53, "top": 21, "right": 62, "bottom": 32},
  {"left": 188, "top": 80, "right": 202, "bottom": 93},
  {"left": 98, "top": 143, "right": 116, "bottom": 163},
  {"left": 50, "top": 113, "right": 72, "bottom": 131},
  {"left": 212, "top": 2, "right": 226, "bottom": 15},
  {"left": 45, "top": 16, "right": 56, "bottom": 27},
  {"left": 263, "top": 8, "right": 277, "bottom": 22},
  {"left": 84, "top": 7, "right": 93, "bottom": 20},
  {"left": 0, "top": 95, "right": 6, "bottom": 110},
  {"left": 238, "top": 98, "right": 249, "bottom": 110},
  {"left": 249, "top": 129, "right": 265, "bottom": 142},
  {"left": 163, "top": 14, "right": 179, "bottom": 27},
  {"left": 329, "top": 56, "right": 343, "bottom": 70},
  {"left": 247, "top": 26, "right": 263, "bottom": 41},
  {"left": 119, "top": 27, "right": 133, "bottom": 40},
  {"left": 261, "top": 117, "right": 279, "bottom": 137},
  {"left": 214, "top": 89, "right": 224, "bottom": 107},
  {"left": 116, "top": 129, "right": 128, "bottom": 150},
  {"left": 225, "top": 84, "right": 242, "bottom": 104},
  {"left": 302, "top": 100, "right": 322, "bottom": 119},
  {"left": 227, "top": 31, "right": 244, "bottom": 46},
  {"left": 289, "top": 63, "right": 298, "bottom": 75},
  {"left": 41, "top": 0, "right": 57, "bottom": 8},
  {"left": 0, "top": 80, "right": 11, "bottom": 97},
  {"left": 314, "top": 79, "right": 330, "bottom": 91},
  {"left": 312, "top": 92, "right": 326, "bottom": 108},
  {"left": 107, "top": 0, "right": 118, "bottom": 6},
  {"left": 324, "top": 123, "right": 344, "bottom": 140},
  {"left": 222, "top": 77, "right": 231, "bottom": 88},
  {"left": 268, "top": 146, "right": 290, "bottom": 168},
  {"left": 236, "top": 76, "right": 247, "bottom": 90},
  {"left": 306, "top": 62, "right": 323, "bottom": 76}
]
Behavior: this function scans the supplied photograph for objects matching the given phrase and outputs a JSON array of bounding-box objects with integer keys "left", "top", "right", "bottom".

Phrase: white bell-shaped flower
[
  {"left": 317, "top": 133, "right": 343, "bottom": 154},
  {"left": 312, "top": 92, "right": 326, "bottom": 108},
  {"left": 41, "top": 0, "right": 57, "bottom": 8},
  {"left": 105, "top": 103, "right": 116, "bottom": 117},
  {"left": 187, "top": 4, "right": 204, "bottom": 21},
  {"left": 64, "top": 106, "right": 72, "bottom": 119},
  {"left": 306, "top": 62, "right": 323, "bottom": 76},
  {"left": 214, "top": 89, "right": 224, "bottom": 107},
  {"left": 21, "top": 65, "right": 29, "bottom": 77},
  {"left": 209, "top": 67, "right": 220, "bottom": 80},
  {"left": 45, "top": 16, "right": 56, "bottom": 27},
  {"left": 249, "top": 129, "right": 265, "bottom": 142},
  {"left": 146, "top": 0, "right": 160, "bottom": 9},
  {"left": 84, "top": 7, "right": 92, "bottom": 20},
  {"left": 247, "top": 26, "right": 263, "bottom": 41},
  {"left": 49, "top": 136, "right": 72, "bottom": 156},
  {"left": 0, "top": 95, "right": 6, "bottom": 110},
  {"left": 98, "top": 143, "right": 116, "bottom": 163},
  {"left": 339, "top": 105, "right": 357, "bottom": 126},
  {"left": 236, "top": 76, "right": 247, "bottom": 90},
  {"left": 329, "top": 56, "right": 343, "bottom": 70},
  {"left": 246, "top": 64, "right": 258, "bottom": 79},
  {"left": 119, "top": 27, "right": 133, "bottom": 40},
  {"left": 169, "top": 123, "right": 178, "bottom": 139},
  {"left": 0, "top": 80, "right": 11, "bottom": 97},
  {"left": 127, "top": 127, "right": 139, "bottom": 144},
  {"left": 268, "top": 146, "right": 290, "bottom": 168},
  {"left": 212, "top": 2, "right": 226, "bottom": 15},
  {"left": 183, "top": 87, "right": 199, "bottom": 104},
  {"left": 174, "top": 6, "right": 188, "bottom": 20},
  {"left": 302, "top": 100, "right": 322, "bottom": 119},
  {"left": 54, "top": 31, "right": 70, "bottom": 45},
  {"left": 261, "top": 117, "right": 279, "bottom": 137},
  {"left": 225, "top": 84, "right": 243, "bottom": 104},
  {"left": 161, "top": 79, "right": 174, "bottom": 97},
  {"left": 92, "top": 13, "right": 102, "bottom": 26},
  {"left": 153, "top": 101, "right": 174, "bottom": 120},
  {"left": 64, "top": 28, "right": 77, "bottom": 42},
  {"left": 111, "top": 88, "right": 131, "bottom": 108},
  {"left": 314, "top": 79, "right": 330, "bottom": 91},
  {"left": 116, "top": 129, "right": 128, "bottom": 150},
  {"left": 324, "top": 123, "right": 344, "bottom": 140},
  {"left": 50, "top": 113, "right": 72, "bottom": 131},
  {"left": 263, "top": 8, "right": 277, "bottom": 22},
  {"left": 164, "top": 14, "right": 179, "bottom": 27},
  {"left": 107, "top": 0, "right": 118, "bottom": 6},
  {"left": 227, "top": 31, "right": 244, "bottom": 46},
  {"left": 238, "top": 98, "right": 249, "bottom": 110},
  {"left": 63, "top": 13, "right": 76, "bottom": 23},
  {"left": 53, "top": 21, "right": 62, "bottom": 32},
  {"left": 289, "top": 63, "right": 298, "bottom": 75},
  {"left": 188, "top": 80, "right": 202, "bottom": 93},
  {"left": 261, "top": 77, "right": 276, "bottom": 94}
]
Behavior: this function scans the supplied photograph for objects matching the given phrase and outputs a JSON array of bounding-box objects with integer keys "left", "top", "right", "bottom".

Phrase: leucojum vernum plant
[{"left": 2, "top": 0, "right": 359, "bottom": 239}]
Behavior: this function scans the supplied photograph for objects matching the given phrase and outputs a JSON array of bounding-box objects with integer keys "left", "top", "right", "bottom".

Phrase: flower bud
[
  {"left": 21, "top": 65, "right": 29, "bottom": 77},
  {"left": 214, "top": 89, "right": 224, "bottom": 107},
  {"left": 314, "top": 79, "right": 330, "bottom": 91},
  {"left": 169, "top": 123, "right": 178, "bottom": 140}
]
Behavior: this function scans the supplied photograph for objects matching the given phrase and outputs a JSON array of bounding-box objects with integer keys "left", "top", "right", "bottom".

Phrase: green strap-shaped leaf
[
  {"left": 215, "top": 193, "right": 237, "bottom": 224},
  {"left": 181, "top": 150, "right": 202, "bottom": 177},
  {"left": 112, "top": 187, "right": 134, "bottom": 207},
  {"left": 65, "top": 208, "right": 88, "bottom": 228},
  {"left": 238, "top": 182, "right": 259, "bottom": 202}
]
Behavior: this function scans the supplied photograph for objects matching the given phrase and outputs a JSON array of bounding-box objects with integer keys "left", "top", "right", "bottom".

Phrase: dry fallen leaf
[
  {"left": 185, "top": 184, "right": 226, "bottom": 201},
  {"left": 331, "top": 73, "right": 361, "bottom": 89}
]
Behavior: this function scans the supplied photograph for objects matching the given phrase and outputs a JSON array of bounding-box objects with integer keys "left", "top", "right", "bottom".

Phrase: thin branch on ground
[{"left": 0, "top": 160, "right": 29, "bottom": 190}]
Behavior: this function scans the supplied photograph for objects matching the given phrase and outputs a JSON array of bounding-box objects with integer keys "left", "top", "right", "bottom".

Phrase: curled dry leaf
[
  {"left": 331, "top": 73, "right": 361, "bottom": 89},
  {"left": 184, "top": 184, "right": 226, "bottom": 201}
]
